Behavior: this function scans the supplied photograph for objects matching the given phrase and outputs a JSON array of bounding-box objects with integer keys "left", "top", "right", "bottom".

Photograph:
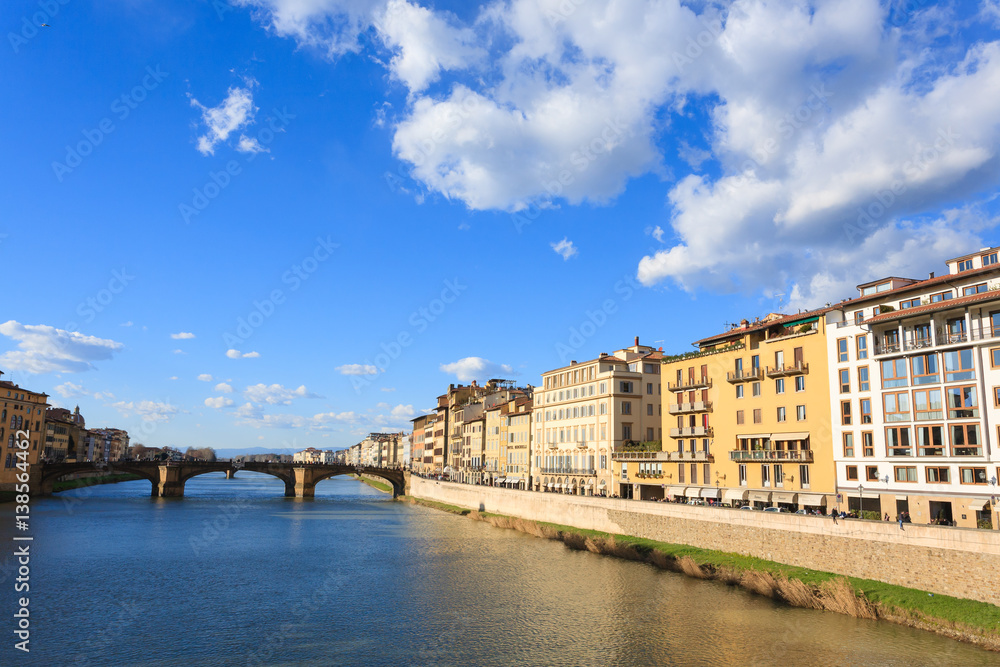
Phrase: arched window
[
  {"left": 16, "top": 416, "right": 23, "bottom": 430},
  {"left": 7, "top": 434, "right": 13, "bottom": 447}
]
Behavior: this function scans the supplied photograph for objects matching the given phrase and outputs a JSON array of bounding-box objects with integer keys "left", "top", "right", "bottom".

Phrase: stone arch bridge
[{"left": 32, "top": 461, "right": 409, "bottom": 498}]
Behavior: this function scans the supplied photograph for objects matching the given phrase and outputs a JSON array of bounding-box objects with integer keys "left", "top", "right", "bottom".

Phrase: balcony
[
  {"left": 668, "top": 401, "right": 713, "bottom": 414},
  {"left": 726, "top": 368, "right": 763, "bottom": 383},
  {"left": 765, "top": 362, "right": 808, "bottom": 378},
  {"left": 634, "top": 472, "right": 665, "bottom": 480},
  {"left": 539, "top": 467, "right": 596, "bottom": 476},
  {"left": 611, "top": 449, "right": 713, "bottom": 462},
  {"left": 667, "top": 376, "right": 712, "bottom": 391},
  {"left": 728, "top": 449, "right": 813, "bottom": 462},
  {"left": 669, "top": 426, "right": 713, "bottom": 438}
]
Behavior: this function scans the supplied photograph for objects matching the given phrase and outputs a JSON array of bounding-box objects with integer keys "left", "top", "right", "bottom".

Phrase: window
[
  {"left": 796, "top": 405, "right": 806, "bottom": 421},
  {"left": 950, "top": 424, "right": 982, "bottom": 456},
  {"left": 856, "top": 336, "right": 868, "bottom": 360},
  {"left": 777, "top": 407, "right": 786, "bottom": 422},
  {"left": 761, "top": 465, "right": 770, "bottom": 487},
  {"left": 916, "top": 425, "right": 944, "bottom": 456},
  {"left": 883, "top": 391, "right": 910, "bottom": 422},
  {"left": 837, "top": 338, "right": 849, "bottom": 362},
  {"left": 843, "top": 432, "right": 855, "bottom": 457},
  {"left": 866, "top": 465, "right": 880, "bottom": 482},
  {"left": 753, "top": 409, "right": 762, "bottom": 424},
  {"left": 860, "top": 398, "right": 872, "bottom": 424},
  {"left": 946, "top": 386, "right": 978, "bottom": 419},
  {"left": 930, "top": 290, "right": 953, "bottom": 303},
  {"left": 913, "top": 323, "right": 931, "bottom": 346},
  {"left": 621, "top": 402, "right": 632, "bottom": 415},
  {"left": 620, "top": 381, "right": 634, "bottom": 393},
  {"left": 678, "top": 464, "right": 685, "bottom": 483},
  {"left": 886, "top": 426, "right": 912, "bottom": 456},
  {"left": 736, "top": 410, "right": 745, "bottom": 425},
  {"left": 959, "top": 467, "right": 988, "bottom": 485},
  {"left": 945, "top": 318, "right": 967, "bottom": 344},
  {"left": 857, "top": 366, "right": 870, "bottom": 392},
  {"left": 690, "top": 464, "right": 698, "bottom": 485},
  {"left": 846, "top": 465, "right": 858, "bottom": 481},
  {"left": 752, "top": 382, "right": 761, "bottom": 397},
  {"left": 862, "top": 431, "right": 874, "bottom": 457},
  {"left": 992, "top": 348, "right": 1000, "bottom": 369},
  {"left": 799, "top": 465, "right": 810, "bottom": 489},
  {"left": 840, "top": 401, "right": 852, "bottom": 425},
  {"left": 962, "top": 282, "right": 988, "bottom": 296},
  {"left": 899, "top": 297, "right": 920, "bottom": 310},
  {"left": 943, "top": 349, "right": 976, "bottom": 382},
  {"left": 881, "top": 358, "right": 908, "bottom": 388},
  {"left": 912, "top": 389, "right": 943, "bottom": 420},
  {"left": 910, "top": 354, "right": 939, "bottom": 385},
  {"left": 647, "top": 382, "right": 653, "bottom": 395},
  {"left": 982, "top": 252, "right": 998, "bottom": 266},
  {"left": 995, "top": 386, "right": 1000, "bottom": 407},
  {"left": 958, "top": 259, "right": 974, "bottom": 271},
  {"left": 894, "top": 466, "right": 917, "bottom": 482},
  {"left": 736, "top": 385, "right": 744, "bottom": 399},
  {"left": 739, "top": 464, "right": 747, "bottom": 486},
  {"left": 622, "top": 424, "right": 632, "bottom": 440},
  {"left": 647, "top": 403, "right": 653, "bottom": 416},
  {"left": 751, "top": 355, "right": 760, "bottom": 371},
  {"left": 794, "top": 376, "right": 805, "bottom": 392},
  {"left": 774, "top": 463, "right": 784, "bottom": 487},
  {"left": 776, "top": 378, "right": 785, "bottom": 394},
  {"left": 926, "top": 467, "right": 950, "bottom": 483},
  {"left": 854, "top": 310, "right": 865, "bottom": 324}
]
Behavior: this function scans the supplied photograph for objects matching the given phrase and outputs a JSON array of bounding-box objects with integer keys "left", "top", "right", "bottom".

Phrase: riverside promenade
[{"left": 410, "top": 477, "right": 1000, "bottom": 607}]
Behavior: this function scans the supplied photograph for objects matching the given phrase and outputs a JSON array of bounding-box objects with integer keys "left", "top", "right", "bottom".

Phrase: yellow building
[
  {"left": 0, "top": 374, "right": 50, "bottom": 492},
  {"left": 484, "top": 402, "right": 503, "bottom": 483},
  {"left": 501, "top": 397, "right": 532, "bottom": 490},
  {"left": 650, "top": 310, "right": 837, "bottom": 510}
]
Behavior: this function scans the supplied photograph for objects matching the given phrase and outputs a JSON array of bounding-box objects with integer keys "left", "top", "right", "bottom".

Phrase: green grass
[
  {"left": 440, "top": 507, "right": 1000, "bottom": 636},
  {"left": 52, "top": 473, "right": 142, "bottom": 492},
  {"left": 399, "top": 496, "right": 471, "bottom": 515},
  {"left": 353, "top": 475, "right": 392, "bottom": 493}
]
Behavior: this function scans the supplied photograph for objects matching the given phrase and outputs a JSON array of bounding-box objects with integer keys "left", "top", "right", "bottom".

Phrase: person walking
[{"left": 832, "top": 509, "right": 838, "bottom": 525}]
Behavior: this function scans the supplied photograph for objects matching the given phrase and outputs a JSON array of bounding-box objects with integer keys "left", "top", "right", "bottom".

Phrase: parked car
[
  {"left": 740, "top": 505, "right": 755, "bottom": 510},
  {"left": 794, "top": 509, "right": 809, "bottom": 515},
  {"left": 763, "top": 506, "right": 788, "bottom": 513}
]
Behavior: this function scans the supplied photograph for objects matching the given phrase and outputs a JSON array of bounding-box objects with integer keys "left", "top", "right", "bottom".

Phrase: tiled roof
[
  {"left": 839, "top": 265, "right": 999, "bottom": 308},
  {"left": 693, "top": 306, "right": 833, "bottom": 346},
  {"left": 865, "top": 289, "right": 1000, "bottom": 324}
]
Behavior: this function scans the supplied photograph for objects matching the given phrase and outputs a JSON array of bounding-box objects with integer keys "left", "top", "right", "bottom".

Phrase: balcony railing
[
  {"left": 668, "top": 401, "right": 713, "bottom": 414},
  {"left": 765, "top": 362, "right": 808, "bottom": 378},
  {"left": 539, "top": 467, "right": 596, "bottom": 475},
  {"left": 726, "top": 368, "right": 763, "bottom": 383},
  {"left": 728, "top": 449, "right": 813, "bottom": 462},
  {"left": 612, "top": 449, "right": 713, "bottom": 462},
  {"left": 634, "top": 472, "right": 665, "bottom": 480},
  {"left": 669, "top": 426, "right": 713, "bottom": 438},
  {"left": 666, "top": 377, "right": 712, "bottom": 391}
]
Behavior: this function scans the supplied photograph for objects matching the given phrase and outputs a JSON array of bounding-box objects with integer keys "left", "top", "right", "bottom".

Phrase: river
[{"left": 0, "top": 472, "right": 995, "bottom": 666}]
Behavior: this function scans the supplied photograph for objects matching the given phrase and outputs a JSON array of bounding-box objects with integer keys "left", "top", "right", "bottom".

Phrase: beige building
[
  {"left": 44, "top": 406, "right": 86, "bottom": 461},
  {"left": 502, "top": 397, "right": 532, "bottom": 490},
  {"left": 0, "top": 374, "right": 49, "bottom": 492},
  {"left": 532, "top": 338, "right": 663, "bottom": 496}
]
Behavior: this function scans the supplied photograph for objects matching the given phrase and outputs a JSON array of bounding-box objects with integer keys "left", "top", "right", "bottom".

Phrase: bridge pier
[
  {"left": 226, "top": 469, "right": 237, "bottom": 479},
  {"left": 155, "top": 465, "right": 184, "bottom": 498},
  {"left": 289, "top": 467, "right": 316, "bottom": 498}
]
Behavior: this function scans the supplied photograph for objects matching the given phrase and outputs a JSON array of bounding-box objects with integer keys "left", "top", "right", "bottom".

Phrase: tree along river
[{"left": 1, "top": 472, "right": 996, "bottom": 666}]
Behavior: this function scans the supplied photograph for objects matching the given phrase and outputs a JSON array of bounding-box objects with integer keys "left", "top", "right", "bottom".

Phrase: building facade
[{"left": 0, "top": 375, "right": 49, "bottom": 492}]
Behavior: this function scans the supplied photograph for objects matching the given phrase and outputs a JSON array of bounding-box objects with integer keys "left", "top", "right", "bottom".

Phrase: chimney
[
  {"left": 634, "top": 336, "right": 639, "bottom": 346},
  {"left": 929, "top": 272, "right": 935, "bottom": 279},
  {"left": 658, "top": 347, "right": 663, "bottom": 352},
  {"left": 570, "top": 360, "right": 577, "bottom": 365}
]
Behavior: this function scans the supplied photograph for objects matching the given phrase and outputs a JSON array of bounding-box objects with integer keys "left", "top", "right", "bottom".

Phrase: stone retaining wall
[{"left": 410, "top": 477, "right": 1000, "bottom": 606}]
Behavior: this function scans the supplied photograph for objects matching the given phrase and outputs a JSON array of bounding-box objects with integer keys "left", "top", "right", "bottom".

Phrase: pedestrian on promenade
[
  {"left": 898, "top": 514, "right": 904, "bottom": 530},
  {"left": 884, "top": 513, "right": 890, "bottom": 521},
  {"left": 832, "top": 509, "right": 838, "bottom": 525}
]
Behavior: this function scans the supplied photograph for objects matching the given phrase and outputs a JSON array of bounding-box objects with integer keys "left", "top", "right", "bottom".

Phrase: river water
[{"left": 0, "top": 473, "right": 995, "bottom": 666}]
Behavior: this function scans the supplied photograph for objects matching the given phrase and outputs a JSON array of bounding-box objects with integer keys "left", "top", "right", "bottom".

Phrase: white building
[{"left": 827, "top": 247, "right": 1000, "bottom": 529}]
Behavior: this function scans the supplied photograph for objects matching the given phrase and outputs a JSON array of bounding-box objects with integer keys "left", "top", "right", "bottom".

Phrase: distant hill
[{"left": 213, "top": 446, "right": 301, "bottom": 458}]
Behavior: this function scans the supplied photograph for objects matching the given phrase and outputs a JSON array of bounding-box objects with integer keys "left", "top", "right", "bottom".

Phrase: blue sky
[{"left": 3, "top": 0, "right": 1000, "bottom": 453}]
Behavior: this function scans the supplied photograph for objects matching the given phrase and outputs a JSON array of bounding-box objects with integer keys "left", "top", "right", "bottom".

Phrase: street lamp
[{"left": 858, "top": 484, "right": 864, "bottom": 517}]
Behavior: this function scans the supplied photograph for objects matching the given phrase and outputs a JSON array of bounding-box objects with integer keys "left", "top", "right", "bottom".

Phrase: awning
[
  {"left": 749, "top": 491, "right": 772, "bottom": 503},
  {"left": 506, "top": 477, "right": 521, "bottom": 484},
  {"left": 895, "top": 495, "right": 908, "bottom": 501},
  {"left": 547, "top": 483, "right": 554, "bottom": 488},
  {"left": 598, "top": 479, "right": 607, "bottom": 487},
  {"left": 495, "top": 477, "right": 506, "bottom": 484},
  {"left": 667, "top": 485, "right": 687, "bottom": 496},
  {"left": 724, "top": 489, "right": 748, "bottom": 502},
  {"left": 773, "top": 492, "right": 797, "bottom": 504},
  {"left": 798, "top": 494, "right": 827, "bottom": 506},
  {"left": 737, "top": 433, "right": 772, "bottom": 440},
  {"left": 772, "top": 432, "right": 809, "bottom": 441},
  {"left": 700, "top": 488, "right": 722, "bottom": 499}
]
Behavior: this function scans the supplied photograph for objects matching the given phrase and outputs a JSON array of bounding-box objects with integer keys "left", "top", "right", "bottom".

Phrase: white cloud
[
  {"left": 53, "top": 382, "right": 114, "bottom": 401},
  {"left": 120, "top": 321, "right": 134, "bottom": 327},
  {"left": 190, "top": 85, "right": 257, "bottom": 156},
  {"left": 233, "top": 0, "right": 383, "bottom": 56},
  {"left": 646, "top": 225, "right": 666, "bottom": 243},
  {"left": 236, "top": 134, "right": 269, "bottom": 155},
  {"left": 243, "top": 383, "right": 321, "bottom": 405},
  {"left": 197, "top": 374, "right": 214, "bottom": 382},
  {"left": 173, "top": 349, "right": 186, "bottom": 355},
  {"left": 390, "top": 403, "right": 414, "bottom": 419},
  {"left": 551, "top": 237, "right": 578, "bottom": 261},
  {"left": 336, "top": 363, "right": 378, "bottom": 375},
  {"left": 205, "top": 396, "right": 235, "bottom": 409},
  {"left": 168, "top": 376, "right": 179, "bottom": 380},
  {"left": 111, "top": 400, "right": 178, "bottom": 423},
  {"left": 380, "top": 387, "right": 396, "bottom": 392},
  {"left": 171, "top": 332, "right": 196, "bottom": 340},
  {"left": 227, "top": 349, "right": 260, "bottom": 359},
  {"left": 0, "top": 321, "right": 124, "bottom": 374},
  {"left": 215, "top": 382, "right": 233, "bottom": 393},
  {"left": 439, "top": 356, "right": 513, "bottom": 383}
]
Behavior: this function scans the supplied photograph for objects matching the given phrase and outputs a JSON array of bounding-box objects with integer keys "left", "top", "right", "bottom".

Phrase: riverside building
[
  {"left": 828, "top": 247, "right": 1000, "bottom": 528},
  {"left": 654, "top": 311, "right": 837, "bottom": 510},
  {"left": 0, "top": 373, "right": 49, "bottom": 492},
  {"left": 533, "top": 338, "right": 663, "bottom": 497}
]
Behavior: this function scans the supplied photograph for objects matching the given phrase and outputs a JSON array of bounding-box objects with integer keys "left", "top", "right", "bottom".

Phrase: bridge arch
[
  {"left": 36, "top": 463, "right": 159, "bottom": 496},
  {"left": 308, "top": 468, "right": 405, "bottom": 497}
]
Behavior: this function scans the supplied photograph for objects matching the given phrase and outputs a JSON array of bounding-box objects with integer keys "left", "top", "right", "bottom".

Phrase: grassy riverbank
[
  {"left": 53, "top": 473, "right": 142, "bottom": 493},
  {"left": 401, "top": 496, "right": 1000, "bottom": 652},
  {"left": 353, "top": 474, "right": 392, "bottom": 494}
]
